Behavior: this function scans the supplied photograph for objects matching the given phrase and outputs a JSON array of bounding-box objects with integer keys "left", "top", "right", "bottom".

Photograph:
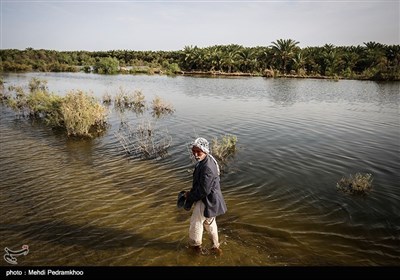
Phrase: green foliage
[
  {"left": 163, "top": 61, "right": 181, "bottom": 75},
  {"left": 82, "top": 65, "right": 92, "bottom": 73},
  {"left": 26, "top": 90, "right": 63, "bottom": 126},
  {"left": 94, "top": 57, "right": 119, "bottom": 74},
  {"left": 5, "top": 82, "right": 64, "bottom": 126},
  {"left": 337, "top": 173, "right": 373, "bottom": 195},
  {"left": 1, "top": 42, "right": 399, "bottom": 80}
]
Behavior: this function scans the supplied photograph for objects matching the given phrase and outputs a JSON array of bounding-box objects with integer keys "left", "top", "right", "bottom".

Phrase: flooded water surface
[{"left": 1, "top": 73, "right": 399, "bottom": 266}]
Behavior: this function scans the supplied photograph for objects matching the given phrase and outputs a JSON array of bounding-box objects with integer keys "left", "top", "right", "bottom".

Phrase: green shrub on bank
[{"left": 94, "top": 57, "right": 119, "bottom": 74}]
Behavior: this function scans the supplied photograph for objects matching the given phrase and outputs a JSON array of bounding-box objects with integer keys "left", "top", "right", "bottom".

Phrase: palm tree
[
  {"left": 292, "top": 51, "right": 306, "bottom": 75},
  {"left": 206, "top": 46, "right": 224, "bottom": 72},
  {"left": 182, "top": 45, "right": 203, "bottom": 71},
  {"left": 221, "top": 51, "right": 237, "bottom": 73},
  {"left": 270, "top": 39, "right": 300, "bottom": 74},
  {"left": 235, "top": 48, "right": 256, "bottom": 73}
]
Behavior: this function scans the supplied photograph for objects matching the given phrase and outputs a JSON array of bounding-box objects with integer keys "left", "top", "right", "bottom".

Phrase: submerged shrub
[
  {"left": 114, "top": 119, "right": 172, "bottom": 159},
  {"left": 26, "top": 90, "right": 63, "bottom": 126},
  {"left": 0, "top": 79, "right": 6, "bottom": 104},
  {"left": 337, "top": 173, "right": 373, "bottom": 195},
  {"left": 2, "top": 79, "right": 109, "bottom": 138},
  {"left": 151, "top": 95, "right": 175, "bottom": 118},
  {"left": 102, "top": 92, "right": 112, "bottom": 105},
  {"left": 113, "top": 87, "right": 147, "bottom": 115},
  {"left": 114, "top": 86, "right": 134, "bottom": 109},
  {"left": 28, "top": 77, "right": 48, "bottom": 93},
  {"left": 132, "top": 90, "right": 146, "bottom": 113},
  {"left": 61, "top": 90, "right": 108, "bottom": 138},
  {"left": 211, "top": 134, "right": 238, "bottom": 169},
  {"left": 5, "top": 78, "right": 53, "bottom": 117},
  {"left": 5, "top": 85, "right": 27, "bottom": 115}
]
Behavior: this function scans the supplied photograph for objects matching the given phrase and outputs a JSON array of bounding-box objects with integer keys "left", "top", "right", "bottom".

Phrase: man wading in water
[{"left": 183, "top": 137, "right": 227, "bottom": 256}]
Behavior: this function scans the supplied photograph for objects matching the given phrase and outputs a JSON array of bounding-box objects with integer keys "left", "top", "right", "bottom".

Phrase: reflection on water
[{"left": 1, "top": 73, "right": 399, "bottom": 266}]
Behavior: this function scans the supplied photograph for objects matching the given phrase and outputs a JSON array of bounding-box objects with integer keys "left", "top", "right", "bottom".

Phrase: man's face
[{"left": 192, "top": 146, "right": 207, "bottom": 162}]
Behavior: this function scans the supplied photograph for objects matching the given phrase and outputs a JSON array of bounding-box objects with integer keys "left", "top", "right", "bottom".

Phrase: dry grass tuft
[
  {"left": 151, "top": 95, "right": 175, "bottom": 118},
  {"left": 61, "top": 90, "right": 108, "bottom": 138},
  {"left": 337, "top": 173, "right": 373, "bottom": 195},
  {"left": 211, "top": 134, "right": 238, "bottom": 167}
]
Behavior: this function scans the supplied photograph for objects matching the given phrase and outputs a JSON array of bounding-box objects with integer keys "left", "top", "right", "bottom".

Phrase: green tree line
[{"left": 1, "top": 39, "right": 399, "bottom": 80}]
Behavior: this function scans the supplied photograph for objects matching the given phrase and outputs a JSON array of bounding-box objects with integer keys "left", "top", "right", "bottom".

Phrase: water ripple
[{"left": 1, "top": 74, "right": 399, "bottom": 266}]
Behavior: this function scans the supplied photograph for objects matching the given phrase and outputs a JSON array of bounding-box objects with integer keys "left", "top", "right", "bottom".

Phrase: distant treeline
[{"left": 1, "top": 39, "right": 399, "bottom": 80}]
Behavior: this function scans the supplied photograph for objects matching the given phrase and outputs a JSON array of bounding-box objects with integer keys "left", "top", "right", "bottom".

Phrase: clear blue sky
[{"left": 1, "top": 0, "right": 399, "bottom": 51}]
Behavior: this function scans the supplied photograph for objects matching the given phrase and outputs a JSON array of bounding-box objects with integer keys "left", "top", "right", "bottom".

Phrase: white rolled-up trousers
[{"left": 189, "top": 200, "right": 220, "bottom": 249}]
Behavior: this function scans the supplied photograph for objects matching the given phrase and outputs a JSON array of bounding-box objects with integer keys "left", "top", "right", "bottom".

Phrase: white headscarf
[
  {"left": 192, "top": 137, "right": 209, "bottom": 154},
  {"left": 192, "top": 137, "right": 220, "bottom": 176}
]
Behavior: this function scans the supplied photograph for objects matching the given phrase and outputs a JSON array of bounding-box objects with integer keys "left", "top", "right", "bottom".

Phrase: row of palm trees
[
  {"left": 180, "top": 40, "right": 399, "bottom": 80},
  {"left": 1, "top": 39, "right": 399, "bottom": 80}
]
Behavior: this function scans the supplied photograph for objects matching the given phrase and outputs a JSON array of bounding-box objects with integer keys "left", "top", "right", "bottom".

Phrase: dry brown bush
[{"left": 337, "top": 173, "right": 373, "bottom": 195}]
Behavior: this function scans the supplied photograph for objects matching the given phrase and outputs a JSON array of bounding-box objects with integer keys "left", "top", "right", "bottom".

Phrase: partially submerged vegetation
[
  {"left": 114, "top": 119, "right": 172, "bottom": 160},
  {"left": 337, "top": 173, "right": 373, "bottom": 195},
  {"left": 151, "top": 95, "right": 175, "bottom": 118},
  {"left": 61, "top": 90, "right": 108, "bottom": 137},
  {"left": 2, "top": 77, "right": 176, "bottom": 159},
  {"left": 1, "top": 78, "right": 108, "bottom": 138},
  {"left": 112, "top": 93, "right": 175, "bottom": 159},
  {"left": 104, "top": 86, "right": 174, "bottom": 118},
  {"left": 113, "top": 86, "right": 145, "bottom": 110},
  {"left": 211, "top": 134, "right": 238, "bottom": 170},
  {"left": 1, "top": 39, "right": 399, "bottom": 80}
]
